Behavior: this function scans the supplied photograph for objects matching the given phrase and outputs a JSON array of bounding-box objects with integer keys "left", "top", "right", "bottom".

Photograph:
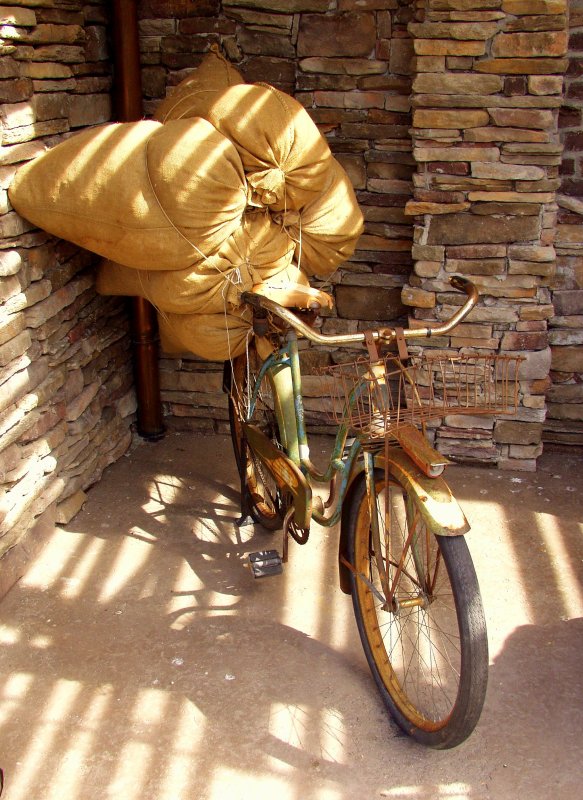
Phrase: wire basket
[{"left": 317, "top": 353, "right": 523, "bottom": 440}]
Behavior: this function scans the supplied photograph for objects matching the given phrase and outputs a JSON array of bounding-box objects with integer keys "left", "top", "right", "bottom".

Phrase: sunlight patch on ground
[
  {"left": 58, "top": 536, "right": 106, "bottom": 599},
  {"left": 207, "top": 765, "right": 295, "bottom": 800},
  {"left": 166, "top": 558, "right": 205, "bottom": 629},
  {"left": 20, "top": 528, "right": 84, "bottom": 590},
  {"left": 277, "top": 515, "right": 352, "bottom": 652},
  {"left": 97, "top": 535, "right": 154, "bottom": 604},
  {"left": 6, "top": 678, "right": 84, "bottom": 800},
  {"left": 268, "top": 702, "right": 347, "bottom": 765},
  {"left": 44, "top": 685, "right": 113, "bottom": 800},
  {"left": 380, "top": 783, "right": 472, "bottom": 799},
  {"left": 0, "top": 672, "right": 34, "bottom": 728},
  {"left": 147, "top": 473, "right": 186, "bottom": 508},
  {"left": 156, "top": 698, "right": 204, "bottom": 800},
  {"left": 535, "top": 511, "right": 583, "bottom": 619}
]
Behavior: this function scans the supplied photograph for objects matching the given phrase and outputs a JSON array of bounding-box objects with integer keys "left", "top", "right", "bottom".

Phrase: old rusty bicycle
[{"left": 224, "top": 275, "right": 522, "bottom": 749}]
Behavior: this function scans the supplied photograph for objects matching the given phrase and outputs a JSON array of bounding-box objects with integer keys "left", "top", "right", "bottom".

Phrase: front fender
[
  {"left": 382, "top": 447, "right": 470, "bottom": 537},
  {"left": 338, "top": 446, "right": 469, "bottom": 594}
]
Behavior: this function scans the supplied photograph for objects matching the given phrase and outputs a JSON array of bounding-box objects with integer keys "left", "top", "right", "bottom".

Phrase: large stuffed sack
[
  {"left": 157, "top": 81, "right": 333, "bottom": 213},
  {"left": 158, "top": 306, "right": 253, "bottom": 361},
  {"left": 9, "top": 118, "right": 247, "bottom": 271},
  {"left": 157, "top": 267, "right": 312, "bottom": 361},
  {"left": 96, "top": 209, "right": 299, "bottom": 315},
  {"left": 275, "top": 159, "right": 364, "bottom": 278},
  {"left": 155, "top": 46, "right": 244, "bottom": 123}
]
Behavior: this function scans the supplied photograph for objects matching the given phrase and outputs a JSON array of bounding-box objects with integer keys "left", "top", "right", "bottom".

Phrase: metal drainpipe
[{"left": 111, "top": 0, "right": 165, "bottom": 440}]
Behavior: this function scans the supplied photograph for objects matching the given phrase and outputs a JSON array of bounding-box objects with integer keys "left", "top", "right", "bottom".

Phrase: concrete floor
[{"left": 0, "top": 432, "right": 582, "bottom": 800}]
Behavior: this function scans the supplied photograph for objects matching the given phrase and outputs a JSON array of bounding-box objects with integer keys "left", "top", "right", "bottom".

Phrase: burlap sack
[
  {"left": 155, "top": 46, "right": 244, "bottom": 123},
  {"left": 157, "top": 265, "right": 312, "bottom": 361},
  {"left": 9, "top": 118, "right": 247, "bottom": 271},
  {"left": 146, "top": 118, "right": 247, "bottom": 265},
  {"left": 208, "top": 83, "right": 334, "bottom": 212},
  {"left": 96, "top": 210, "right": 299, "bottom": 315},
  {"left": 158, "top": 306, "right": 254, "bottom": 361},
  {"left": 275, "top": 159, "right": 364, "bottom": 278},
  {"left": 156, "top": 81, "right": 332, "bottom": 212}
]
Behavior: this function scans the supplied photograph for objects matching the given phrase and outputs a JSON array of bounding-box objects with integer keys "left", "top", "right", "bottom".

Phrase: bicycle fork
[
  {"left": 359, "top": 449, "right": 412, "bottom": 612},
  {"left": 340, "top": 440, "right": 471, "bottom": 605}
]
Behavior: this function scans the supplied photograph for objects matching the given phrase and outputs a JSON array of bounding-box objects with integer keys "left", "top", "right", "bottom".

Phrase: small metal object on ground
[{"left": 248, "top": 550, "right": 283, "bottom": 578}]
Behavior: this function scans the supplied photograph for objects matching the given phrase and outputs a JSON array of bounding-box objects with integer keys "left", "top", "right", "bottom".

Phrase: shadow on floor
[{"left": 0, "top": 434, "right": 581, "bottom": 800}]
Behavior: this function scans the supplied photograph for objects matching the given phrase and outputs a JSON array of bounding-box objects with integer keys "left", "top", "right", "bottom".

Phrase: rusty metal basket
[{"left": 317, "top": 353, "right": 523, "bottom": 440}]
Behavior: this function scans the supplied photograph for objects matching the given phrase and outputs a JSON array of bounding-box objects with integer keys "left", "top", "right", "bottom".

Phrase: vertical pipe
[{"left": 111, "top": 0, "right": 164, "bottom": 439}]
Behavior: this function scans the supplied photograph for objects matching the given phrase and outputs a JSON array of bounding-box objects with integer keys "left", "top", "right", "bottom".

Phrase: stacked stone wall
[
  {"left": 0, "top": 1, "right": 136, "bottom": 594},
  {"left": 550, "top": 0, "right": 583, "bottom": 444},
  {"left": 403, "top": 0, "right": 569, "bottom": 470},
  {"left": 139, "top": 2, "right": 581, "bottom": 470},
  {"left": 2, "top": 0, "right": 581, "bottom": 595},
  {"left": 137, "top": 0, "right": 417, "bottom": 436}
]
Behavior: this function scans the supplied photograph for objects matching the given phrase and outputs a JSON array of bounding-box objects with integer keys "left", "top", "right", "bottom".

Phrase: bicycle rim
[
  {"left": 228, "top": 345, "right": 283, "bottom": 530},
  {"left": 348, "top": 470, "right": 488, "bottom": 748}
]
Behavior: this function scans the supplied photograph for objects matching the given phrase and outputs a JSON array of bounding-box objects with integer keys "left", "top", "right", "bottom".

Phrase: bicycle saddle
[{"left": 250, "top": 281, "right": 334, "bottom": 311}]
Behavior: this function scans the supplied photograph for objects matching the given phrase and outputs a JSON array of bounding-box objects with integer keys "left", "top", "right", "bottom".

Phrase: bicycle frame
[
  {"left": 240, "top": 330, "right": 470, "bottom": 582},
  {"left": 244, "top": 331, "right": 358, "bottom": 530},
  {"left": 230, "top": 278, "right": 489, "bottom": 748}
]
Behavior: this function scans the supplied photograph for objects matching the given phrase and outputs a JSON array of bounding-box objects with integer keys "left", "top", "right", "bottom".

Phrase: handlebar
[{"left": 241, "top": 275, "right": 478, "bottom": 348}]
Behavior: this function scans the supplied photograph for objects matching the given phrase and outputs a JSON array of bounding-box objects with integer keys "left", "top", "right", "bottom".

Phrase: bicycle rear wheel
[
  {"left": 227, "top": 344, "right": 283, "bottom": 531},
  {"left": 345, "top": 468, "right": 488, "bottom": 749}
]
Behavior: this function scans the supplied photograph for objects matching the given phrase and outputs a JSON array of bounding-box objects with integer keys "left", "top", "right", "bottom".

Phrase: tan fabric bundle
[
  {"left": 96, "top": 210, "right": 299, "bottom": 315},
  {"left": 207, "top": 84, "right": 334, "bottom": 211},
  {"left": 158, "top": 305, "right": 253, "bottom": 361},
  {"left": 276, "top": 159, "right": 364, "bottom": 278},
  {"left": 9, "top": 118, "right": 247, "bottom": 271},
  {"left": 157, "top": 264, "right": 311, "bottom": 361},
  {"left": 157, "top": 80, "right": 333, "bottom": 212},
  {"left": 155, "top": 46, "right": 244, "bottom": 123}
]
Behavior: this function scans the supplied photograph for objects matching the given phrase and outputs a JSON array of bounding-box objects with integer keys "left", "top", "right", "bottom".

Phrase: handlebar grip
[
  {"left": 449, "top": 275, "right": 477, "bottom": 299},
  {"left": 450, "top": 275, "right": 470, "bottom": 293}
]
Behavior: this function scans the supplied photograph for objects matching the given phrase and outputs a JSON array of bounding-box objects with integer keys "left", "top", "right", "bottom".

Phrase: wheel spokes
[{"left": 364, "top": 483, "right": 462, "bottom": 724}]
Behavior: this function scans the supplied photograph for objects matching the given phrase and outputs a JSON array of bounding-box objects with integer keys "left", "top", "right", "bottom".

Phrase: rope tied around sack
[
  {"left": 221, "top": 258, "right": 263, "bottom": 308},
  {"left": 272, "top": 208, "right": 303, "bottom": 273}
]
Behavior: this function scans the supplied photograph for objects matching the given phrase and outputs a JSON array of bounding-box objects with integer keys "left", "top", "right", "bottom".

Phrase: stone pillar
[
  {"left": 549, "top": 0, "right": 583, "bottom": 445},
  {"left": 404, "top": 0, "right": 568, "bottom": 470}
]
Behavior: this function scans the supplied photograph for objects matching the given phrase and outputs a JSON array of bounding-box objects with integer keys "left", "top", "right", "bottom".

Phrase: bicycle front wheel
[
  {"left": 346, "top": 468, "right": 488, "bottom": 749},
  {"left": 227, "top": 344, "right": 283, "bottom": 531}
]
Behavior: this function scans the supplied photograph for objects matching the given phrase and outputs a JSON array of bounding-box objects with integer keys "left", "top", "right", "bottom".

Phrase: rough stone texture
[
  {"left": 335, "top": 284, "right": 406, "bottom": 321},
  {"left": 427, "top": 214, "right": 540, "bottom": 245},
  {"left": 297, "top": 13, "right": 376, "bottom": 58},
  {"left": 137, "top": 0, "right": 417, "bottom": 439},
  {"left": 549, "top": 4, "right": 583, "bottom": 445},
  {"left": 404, "top": 0, "right": 572, "bottom": 466},
  {"left": 0, "top": 1, "right": 134, "bottom": 587},
  {"left": 474, "top": 57, "right": 569, "bottom": 75},
  {"left": 492, "top": 31, "right": 568, "bottom": 59}
]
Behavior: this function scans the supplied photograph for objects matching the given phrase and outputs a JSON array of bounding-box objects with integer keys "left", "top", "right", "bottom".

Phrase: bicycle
[{"left": 223, "top": 275, "right": 522, "bottom": 749}]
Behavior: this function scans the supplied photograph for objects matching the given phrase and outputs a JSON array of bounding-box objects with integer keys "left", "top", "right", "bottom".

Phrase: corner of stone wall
[
  {"left": 403, "top": 0, "right": 569, "bottom": 470},
  {"left": 0, "top": 1, "right": 137, "bottom": 594}
]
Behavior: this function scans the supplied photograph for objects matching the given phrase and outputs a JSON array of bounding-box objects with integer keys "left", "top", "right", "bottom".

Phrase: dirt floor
[{"left": 0, "top": 432, "right": 582, "bottom": 800}]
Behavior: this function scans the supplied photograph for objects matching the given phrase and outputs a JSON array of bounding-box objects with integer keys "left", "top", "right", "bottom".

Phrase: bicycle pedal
[{"left": 248, "top": 550, "right": 283, "bottom": 579}]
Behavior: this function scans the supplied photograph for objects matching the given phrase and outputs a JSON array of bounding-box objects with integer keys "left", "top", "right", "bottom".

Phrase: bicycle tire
[
  {"left": 345, "top": 468, "right": 488, "bottom": 749},
  {"left": 227, "top": 344, "right": 284, "bottom": 531}
]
